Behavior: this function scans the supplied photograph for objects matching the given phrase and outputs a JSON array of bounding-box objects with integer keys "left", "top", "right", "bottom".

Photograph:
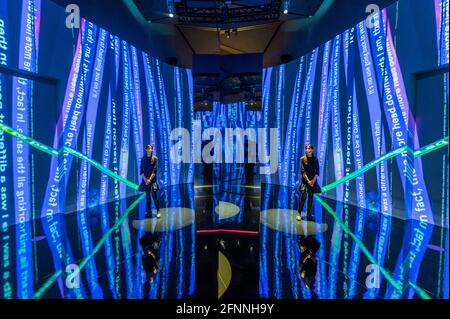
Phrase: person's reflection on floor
[
  {"left": 140, "top": 232, "right": 161, "bottom": 297},
  {"left": 298, "top": 235, "right": 320, "bottom": 298}
]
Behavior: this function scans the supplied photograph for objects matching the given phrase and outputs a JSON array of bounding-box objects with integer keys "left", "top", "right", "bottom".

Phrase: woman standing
[
  {"left": 297, "top": 144, "right": 321, "bottom": 221},
  {"left": 139, "top": 144, "right": 161, "bottom": 218}
]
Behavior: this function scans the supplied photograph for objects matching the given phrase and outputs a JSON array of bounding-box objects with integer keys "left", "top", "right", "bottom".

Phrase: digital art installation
[{"left": 0, "top": 0, "right": 448, "bottom": 303}]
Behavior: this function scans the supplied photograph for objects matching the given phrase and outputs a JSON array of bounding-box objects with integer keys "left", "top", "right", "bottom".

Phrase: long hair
[{"left": 303, "top": 144, "right": 315, "bottom": 164}]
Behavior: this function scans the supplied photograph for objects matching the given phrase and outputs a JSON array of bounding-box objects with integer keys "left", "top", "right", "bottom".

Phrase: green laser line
[
  {"left": 314, "top": 137, "right": 449, "bottom": 299},
  {"left": 314, "top": 196, "right": 431, "bottom": 299},
  {"left": 32, "top": 193, "right": 146, "bottom": 299},
  {"left": 321, "top": 136, "right": 449, "bottom": 193},
  {"left": 0, "top": 122, "right": 139, "bottom": 190}
]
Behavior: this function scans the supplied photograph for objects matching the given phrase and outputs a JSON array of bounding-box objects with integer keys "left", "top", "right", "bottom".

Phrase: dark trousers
[
  {"left": 298, "top": 190, "right": 314, "bottom": 216},
  {"left": 145, "top": 190, "right": 159, "bottom": 212}
]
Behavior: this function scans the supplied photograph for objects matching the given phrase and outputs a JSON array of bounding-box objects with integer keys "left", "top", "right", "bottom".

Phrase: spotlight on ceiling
[
  {"left": 283, "top": 9, "right": 288, "bottom": 14},
  {"left": 169, "top": 13, "right": 174, "bottom": 18}
]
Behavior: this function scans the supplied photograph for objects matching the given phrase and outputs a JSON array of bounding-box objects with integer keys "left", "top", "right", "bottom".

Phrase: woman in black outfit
[
  {"left": 139, "top": 144, "right": 160, "bottom": 219},
  {"left": 297, "top": 144, "right": 321, "bottom": 221}
]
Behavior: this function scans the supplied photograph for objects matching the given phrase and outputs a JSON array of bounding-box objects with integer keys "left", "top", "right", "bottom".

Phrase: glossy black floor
[{"left": 5, "top": 168, "right": 447, "bottom": 299}]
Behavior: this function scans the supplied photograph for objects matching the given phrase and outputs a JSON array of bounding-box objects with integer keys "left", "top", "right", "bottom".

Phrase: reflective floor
[{"left": 3, "top": 181, "right": 448, "bottom": 299}]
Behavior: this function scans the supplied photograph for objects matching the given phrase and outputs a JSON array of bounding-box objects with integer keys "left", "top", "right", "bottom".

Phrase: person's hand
[
  {"left": 308, "top": 180, "right": 314, "bottom": 187},
  {"left": 145, "top": 178, "right": 150, "bottom": 185}
]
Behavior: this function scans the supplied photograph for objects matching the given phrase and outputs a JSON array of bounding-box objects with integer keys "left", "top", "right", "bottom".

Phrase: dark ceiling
[{"left": 50, "top": 0, "right": 398, "bottom": 68}]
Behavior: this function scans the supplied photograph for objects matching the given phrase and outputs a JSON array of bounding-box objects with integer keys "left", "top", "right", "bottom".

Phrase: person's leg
[
  {"left": 306, "top": 190, "right": 314, "bottom": 220},
  {"left": 298, "top": 192, "right": 307, "bottom": 213},
  {"left": 297, "top": 191, "right": 307, "bottom": 221},
  {"left": 151, "top": 191, "right": 161, "bottom": 218},
  {"left": 145, "top": 190, "right": 151, "bottom": 218}
]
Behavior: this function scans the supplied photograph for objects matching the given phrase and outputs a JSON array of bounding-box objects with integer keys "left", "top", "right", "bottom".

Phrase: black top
[
  {"left": 139, "top": 155, "right": 159, "bottom": 191},
  {"left": 300, "top": 155, "right": 319, "bottom": 183}
]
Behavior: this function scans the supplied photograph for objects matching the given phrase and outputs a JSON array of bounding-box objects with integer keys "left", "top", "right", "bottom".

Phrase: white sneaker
[
  {"left": 296, "top": 214, "right": 302, "bottom": 221},
  {"left": 156, "top": 212, "right": 161, "bottom": 219}
]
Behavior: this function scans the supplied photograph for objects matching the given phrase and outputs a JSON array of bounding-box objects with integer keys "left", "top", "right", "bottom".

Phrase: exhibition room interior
[{"left": 0, "top": 0, "right": 448, "bottom": 302}]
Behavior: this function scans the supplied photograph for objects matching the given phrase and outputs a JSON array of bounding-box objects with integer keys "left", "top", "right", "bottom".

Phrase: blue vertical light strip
[
  {"left": 260, "top": 69, "right": 272, "bottom": 298},
  {"left": 328, "top": 34, "right": 344, "bottom": 299},
  {"left": 176, "top": 191, "right": 184, "bottom": 298},
  {"left": 281, "top": 57, "right": 303, "bottom": 187},
  {"left": 144, "top": 54, "right": 169, "bottom": 299},
  {"left": 75, "top": 27, "right": 108, "bottom": 299},
  {"left": 444, "top": 223, "right": 449, "bottom": 298},
  {"left": 38, "top": 20, "right": 97, "bottom": 299},
  {"left": 286, "top": 191, "right": 307, "bottom": 299},
  {"left": 273, "top": 67, "right": 283, "bottom": 298},
  {"left": 275, "top": 65, "right": 284, "bottom": 184},
  {"left": 175, "top": 66, "right": 182, "bottom": 183},
  {"left": 0, "top": 0, "right": 12, "bottom": 299},
  {"left": 315, "top": 41, "right": 332, "bottom": 299},
  {"left": 161, "top": 62, "right": 178, "bottom": 185},
  {"left": 155, "top": 59, "right": 176, "bottom": 185},
  {"left": 281, "top": 190, "right": 300, "bottom": 298},
  {"left": 186, "top": 69, "right": 195, "bottom": 296},
  {"left": 260, "top": 68, "right": 272, "bottom": 181},
  {"left": 259, "top": 186, "right": 271, "bottom": 298},
  {"left": 342, "top": 27, "right": 356, "bottom": 299},
  {"left": 110, "top": 43, "right": 122, "bottom": 298},
  {"left": 435, "top": 0, "right": 449, "bottom": 65},
  {"left": 188, "top": 184, "right": 196, "bottom": 296},
  {"left": 77, "top": 29, "right": 108, "bottom": 299},
  {"left": 130, "top": 45, "right": 145, "bottom": 298},
  {"left": 186, "top": 69, "right": 195, "bottom": 183},
  {"left": 118, "top": 41, "right": 135, "bottom": 298},
  {"left": 273, "top": 181, "right": 282, "bottom": 298},
  {"left": 293, "top": 52, "right": 314, "bottom": 174},
  {"left": 348, "top": 90, "right": 367, "bottom": 298},
  {"left": 380, "top": 10, "right": 435, "bottom": 299},
  {"left": 357, "top": 20, "right": 393, "bottom": 299},
  {"left": 159, "top": 63, "right": 179, "bottom": 297},
  {"left": 98, "top": 34, "right": 120, "bottom": 299},
  {"left": 346, "top": 51, "right": 367, "bottom": 298},
  {"left": 161, "top": 190, "right": 179, "bottom": 298},
  {"left": 151, "top": 59, "right": 166, "bottom": 185},
  {"left": 143, "top": 53, "right": 156, "bottom": 151},
  {"left": 281, "top": 56, "right": 309, "bottom": 186},
  {"left": 304, "top": 49, "right": 318, "bottom": 145},
  {"left": 12, "top": 0, "right": 39, "bottom": 299}
]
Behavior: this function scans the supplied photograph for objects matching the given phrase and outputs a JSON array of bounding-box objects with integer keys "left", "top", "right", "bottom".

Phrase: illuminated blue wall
[
  {"left": 0, "top": 0, "right": 195, "bottom": 299},
  {"left": 259, "top": 0, "right": 449, "bottom": 299}
]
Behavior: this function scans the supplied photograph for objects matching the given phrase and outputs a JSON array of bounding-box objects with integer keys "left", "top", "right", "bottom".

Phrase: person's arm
[
  {"left": 313, "top": 158, "right": 320, "bottom": 184},
  {"left": 149, "top": 157, "right": 157, "bottom": 182},
  {"left": 301, "top": 157, "right": 310, "bottom": 183},
  {"left": 140, "top": 158, "right": 149, "bottom": 184}
]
